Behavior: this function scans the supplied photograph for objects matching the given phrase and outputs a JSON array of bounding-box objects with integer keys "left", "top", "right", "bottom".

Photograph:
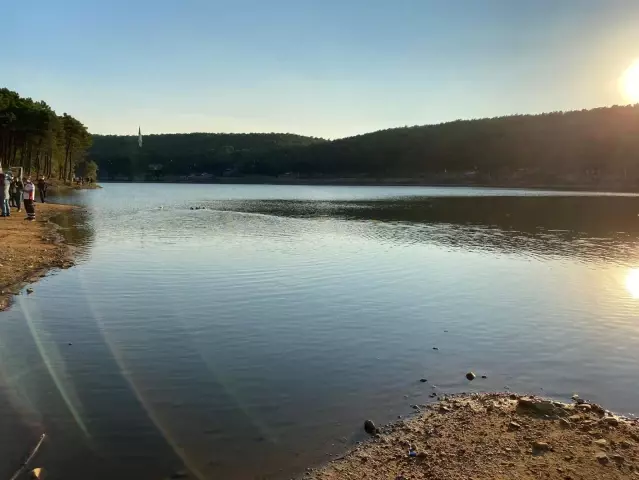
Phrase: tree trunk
[
  {"left": 67, "top": 148, "right": 75, "bottom": 182},
  {"left": 35, "top": 150, "right": 41, "bottom": 177},
  {"left": 63, "top": 141, "right": 70, "bottom": 181}
]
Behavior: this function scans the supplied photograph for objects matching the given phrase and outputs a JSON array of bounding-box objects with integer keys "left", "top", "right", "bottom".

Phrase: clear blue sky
[{"left": 3, "top": 0, "right": 639, "bottom": 138}]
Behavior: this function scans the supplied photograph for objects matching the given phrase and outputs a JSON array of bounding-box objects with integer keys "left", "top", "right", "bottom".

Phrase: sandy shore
[
  {"left": 0, "top": 203, "right": 76, "bottom": 311},
  {"left": 308, "top": 393, "right": 639, "bottom": 480}
]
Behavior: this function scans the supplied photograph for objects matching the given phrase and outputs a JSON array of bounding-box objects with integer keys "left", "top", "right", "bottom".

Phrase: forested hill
[
  {"left": 0, "top": 88, "right": 93, "bottom": 181},
  {"left": 91, "top": 133, "right": 326, "bottom": 178},
  {"left": 91, "top": 104, "right": 639, "bottom": 187}
]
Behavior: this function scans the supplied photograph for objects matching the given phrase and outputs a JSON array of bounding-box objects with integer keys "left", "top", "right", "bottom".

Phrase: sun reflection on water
[{"left": 625, "top": 269, "right": 639, "bottom": 298}]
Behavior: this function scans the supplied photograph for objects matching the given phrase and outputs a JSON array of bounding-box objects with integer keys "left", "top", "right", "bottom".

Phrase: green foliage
[
  {"left": 76, "top": 159, "right": 98, "bottom": 180},
  {"left": 90, "top": 104, "right": 639, "bottom": 185},
  {"left": 0, "top": 87, "right": 91, "bottom": 181}
]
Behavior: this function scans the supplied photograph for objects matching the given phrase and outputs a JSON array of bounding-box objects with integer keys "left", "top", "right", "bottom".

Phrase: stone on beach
[
  {"left": 517, "top": 397, "right": 558, "bottom": 415},
  {"left": 307, "top": 393, "right": 639, "bottom": 480},
  {"left": 601, "top": 416, "right": 619, "bottom": 426},
  {"left": 532, "top": 441, "right": 552, "bottom": 452}
]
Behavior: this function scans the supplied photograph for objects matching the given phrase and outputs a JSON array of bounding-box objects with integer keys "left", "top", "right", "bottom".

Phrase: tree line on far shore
[
  {"left": 90, "top": 132, "right": 325, "bottom": 179},
  {"left": 89, "top": 103, "right": 639, "bottom": 187},
  {"left": 0, "top": 88, "right": 96, "bottom": 181}
]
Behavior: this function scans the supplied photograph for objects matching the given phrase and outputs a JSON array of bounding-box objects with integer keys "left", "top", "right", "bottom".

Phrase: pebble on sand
[{"left": 532, "top": 441, "right": 551, "bottom": 452}]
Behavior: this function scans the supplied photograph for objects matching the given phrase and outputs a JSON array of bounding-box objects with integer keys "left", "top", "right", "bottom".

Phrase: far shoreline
[{"left": 98, "top": 178, "right": 639, "bottom": 194}]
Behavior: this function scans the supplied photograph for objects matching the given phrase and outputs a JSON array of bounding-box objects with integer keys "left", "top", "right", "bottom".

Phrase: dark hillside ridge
[{"left": 90, "top": 104, "right": 639, "bottom": 189}]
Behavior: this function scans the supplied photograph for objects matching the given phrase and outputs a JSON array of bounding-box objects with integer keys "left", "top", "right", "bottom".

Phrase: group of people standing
[{"left": 1, "top": 173, "right": 47, "bottom": 221}]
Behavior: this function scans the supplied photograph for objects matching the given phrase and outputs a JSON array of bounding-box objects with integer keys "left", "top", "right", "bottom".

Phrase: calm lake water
[{"left": 2, "top": 183, "right": 639, "bottom": 479}]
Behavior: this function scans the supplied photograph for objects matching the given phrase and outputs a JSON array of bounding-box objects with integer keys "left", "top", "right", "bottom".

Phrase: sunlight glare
[
  {"left": 625, "top": 269, "right": 639, "bottom": 298},
  {"left": 621, "top": 59, "right": 639, "bottom": 103}
]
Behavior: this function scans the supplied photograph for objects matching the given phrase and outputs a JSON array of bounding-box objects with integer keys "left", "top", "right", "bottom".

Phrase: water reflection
[
  {"left": 626, "top": 269, "right": 639, "bottom": 298},
  {"left": 48, "top": 208, "right": 95, "bottom": 250},
  {"left": 5, "top": 186, "right": 639, "bottom": 480},
  {"left": 213, "top": 196, "right": 639, "bottom": 265}
]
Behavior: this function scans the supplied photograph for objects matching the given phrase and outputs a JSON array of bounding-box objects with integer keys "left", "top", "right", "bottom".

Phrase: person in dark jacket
[
  {"left": 9, "top": 178, "right": 17, "bottom": 207},
  {"left": 14, "top": 177, "right": 23, "bottom": 212},
  {"left": 37, "top": 176, "right": 48, "bottom": 203}
]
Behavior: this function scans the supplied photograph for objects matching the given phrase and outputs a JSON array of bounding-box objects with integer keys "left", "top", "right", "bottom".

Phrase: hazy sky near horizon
[{"left": 4, "top": 0, "right": 639, "bottom": 138}]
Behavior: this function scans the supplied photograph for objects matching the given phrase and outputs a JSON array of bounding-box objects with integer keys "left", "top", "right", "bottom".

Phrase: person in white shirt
[{"left": 23, "top": 177, "right": 36, "bottom": 220}]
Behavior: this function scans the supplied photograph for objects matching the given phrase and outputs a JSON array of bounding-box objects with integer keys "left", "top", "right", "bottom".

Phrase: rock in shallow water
[
  {"left": 364, "top": 420, "right": 377, "bottom": 435},
  {"left": 466, "top": 372, "right": 476, "bottom": 381}
]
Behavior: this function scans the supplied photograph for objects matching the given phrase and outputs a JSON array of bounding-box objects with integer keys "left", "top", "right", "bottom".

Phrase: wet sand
[
  {"left": 308, "top": 393, "right": 639, "bottom": 480},
  {"left": 0, "top": 203, "right": 76, "bottom": 311}
]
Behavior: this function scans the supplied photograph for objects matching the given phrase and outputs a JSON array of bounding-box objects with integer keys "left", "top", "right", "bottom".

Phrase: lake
[{"left": 2, "top": 183, "right": 639, "bottom": 480}]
